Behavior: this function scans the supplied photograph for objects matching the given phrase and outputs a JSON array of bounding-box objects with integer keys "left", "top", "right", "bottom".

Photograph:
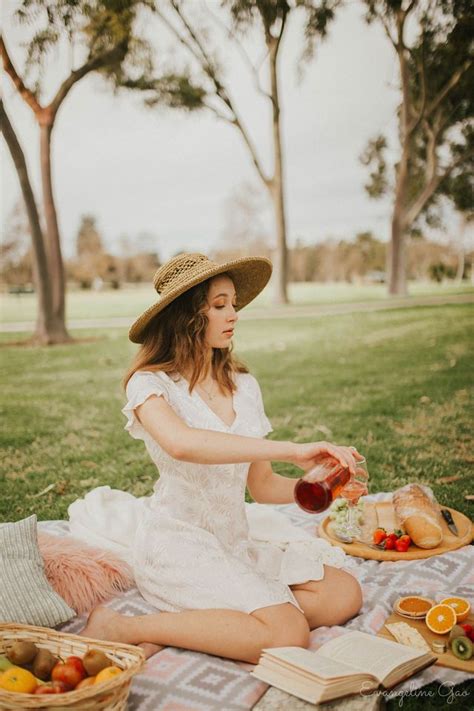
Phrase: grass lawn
[
  {"left": 1, "top": 280, "right": 473, "bottom": 322},
  {"left": 1, "top": 301, "right": 473, "bottom": 710},
  {"left": 1, "top": 302, "right": 472, "bottom": 520}
]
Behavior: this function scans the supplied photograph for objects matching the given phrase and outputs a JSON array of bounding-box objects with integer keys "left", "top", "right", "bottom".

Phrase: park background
[{"left": 0, "top": 2, "right": 473, "bottom": 707}]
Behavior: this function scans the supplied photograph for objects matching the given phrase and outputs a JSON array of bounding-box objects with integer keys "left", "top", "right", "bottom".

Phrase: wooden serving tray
[
  {"left": 378, "top": 612, "right": 474, "bottom": 673},
  {"left": 318, "top": 502, "right": 474, "bottom": 561}
]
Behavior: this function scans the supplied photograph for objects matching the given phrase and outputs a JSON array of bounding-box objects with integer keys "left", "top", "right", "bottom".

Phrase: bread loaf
[{"left": 392, "top": 484, "right": 443, "bottom": 549}]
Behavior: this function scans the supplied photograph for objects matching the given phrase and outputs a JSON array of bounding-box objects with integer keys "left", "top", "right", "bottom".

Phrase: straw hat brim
[{"left": 129, "top": 255, "right": 273, "bottom": 343}]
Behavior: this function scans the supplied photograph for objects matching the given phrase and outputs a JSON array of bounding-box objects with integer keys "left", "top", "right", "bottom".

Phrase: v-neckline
[{"left": 166, "top": 372, "right": 238, "bottom": 430}]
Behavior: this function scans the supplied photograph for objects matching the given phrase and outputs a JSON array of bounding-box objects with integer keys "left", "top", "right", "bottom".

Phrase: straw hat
[{"left": 129, "top": 252, "right": 273, "bottom": 343}]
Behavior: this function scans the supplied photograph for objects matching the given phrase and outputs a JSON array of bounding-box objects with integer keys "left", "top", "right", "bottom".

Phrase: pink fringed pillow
[{"left": 38, "top": 533, "right": 134, "bottom": 615}]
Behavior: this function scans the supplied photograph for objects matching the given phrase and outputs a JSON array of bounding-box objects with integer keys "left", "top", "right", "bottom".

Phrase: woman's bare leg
[
  {"left": 291, "top": 565, "right": 363, "bottom": 629},
  {"left": 80, "top": 601, "right": 309, "bottom": 664}
]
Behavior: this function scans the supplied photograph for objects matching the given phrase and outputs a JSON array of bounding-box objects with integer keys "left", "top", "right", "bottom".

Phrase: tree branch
[
  {"left": 407, "top": 43, "right": 426, "bottom": 136},
  {"left": 0, "top": 35, "right": 42, "bottom": 115},
  {"left": 405, "top": 143, "right": 473, "bottom": 226},
  {"left": 201, "top": 0, "right": 272, "bottom": 101},
  {"left": 49, "top": 42, "right": 127, "bottom": 117},
  {"left": 157, "top": 0, "right": 270, "bottom": 186},
  {"left": 424, "top": 57, "right": 473, "bottom": 120}
]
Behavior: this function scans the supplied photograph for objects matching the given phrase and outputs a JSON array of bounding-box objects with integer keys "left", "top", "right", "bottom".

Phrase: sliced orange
[
  {"left": 425, "top": 603, "right": 457, "bottom": 635},
  {"left": 439, "top": 596, "right": 471, "bottom": 622}
]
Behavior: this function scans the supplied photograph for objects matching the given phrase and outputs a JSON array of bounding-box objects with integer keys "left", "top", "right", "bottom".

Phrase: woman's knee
[
  {"left": 253, "top": 604, "right": 310, "bottom": 650},
  {"left": 335, "top": 569, "right": 363, "bottom": 621}
]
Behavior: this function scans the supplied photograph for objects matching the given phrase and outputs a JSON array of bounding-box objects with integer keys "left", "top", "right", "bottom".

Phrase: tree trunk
[
  {"left": 389, "top": 146, "right": 410, "bottom": 296},
  {"left": 455, "top": 249, "right": 465, "bottom": 283},
  {"left": 268, "top": 38, "right": 289, "bottom": 305},
  {"left": 0, "top": 100, "right": 61, "bottom": 344},
  {"left": 39, "top": 120, "right": 71, "bottom": 342}
]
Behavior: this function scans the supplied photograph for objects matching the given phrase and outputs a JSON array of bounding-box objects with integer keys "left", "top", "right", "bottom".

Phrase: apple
[
  {"left": 65, "top": 656, "right": 86, "bottom": 680},
  {"left": 51, "top": 662, "right": 81, "bottom": 689},
  {"left": 34, "top": 681, "right": 70, "bottom": 694}
]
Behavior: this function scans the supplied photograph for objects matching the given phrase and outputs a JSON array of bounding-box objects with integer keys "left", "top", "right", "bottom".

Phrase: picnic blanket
[{"left": 40, "top": 492, "right": 474, "bottom": 710}]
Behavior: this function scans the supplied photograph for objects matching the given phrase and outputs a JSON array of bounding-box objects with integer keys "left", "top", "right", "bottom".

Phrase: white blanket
[{"left": 68, "top": 486, "right": 316, "bottom": 566}]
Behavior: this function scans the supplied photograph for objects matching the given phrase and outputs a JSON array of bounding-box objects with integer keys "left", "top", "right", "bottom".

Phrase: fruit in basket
[
  {"left": 65, "top": 655, "right": 86, "bottom": 680},
  {"left": 76, "top": 676, "right": 97, "bottom": 689},
  {"left": 83, "top": 649, "right": 112, "bottom": 676},
  {"left": 451, "top": 636, "right": 473, "bottom": 661},
  {"left": 439, "top": 596, "right": 471, "bottom": 622},
  {"left": 0, "top": 666, "right": 38, "bottom": 694},
  {"left": 425, "top": 604, "right": 457, "bottom": 634},
  {"left": 32, "top": 648, "right": 58, "bottom": 681},
  {"left": 51, "top": 661, "right": 82, "bottom": 689},
  {"left": 95, "top": 666, "right": 122, "bottom": 684},
  {"left": 0, "top": 656, "right": 14, "bottom": 673},
  {"left": 7, "top": 641, "right": 38, "bottom": 666},
  {"left": 34, "top": 680, "right": 70, "bottom": 695}
]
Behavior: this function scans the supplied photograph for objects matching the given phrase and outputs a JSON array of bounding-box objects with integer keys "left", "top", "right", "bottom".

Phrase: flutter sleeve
[
  {"left": 250, "top": 375, "right": 274, "bottom": 438},
  {"left": 122, "top": 371, "right": 170, "bottom": 440}
]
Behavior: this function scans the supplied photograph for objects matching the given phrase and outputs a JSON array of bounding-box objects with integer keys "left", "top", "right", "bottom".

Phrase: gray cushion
[{"left": 0, "top": 514, "right": 75, "bottom": 626}]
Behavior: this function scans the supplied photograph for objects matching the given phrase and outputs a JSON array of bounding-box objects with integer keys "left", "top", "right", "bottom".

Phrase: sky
[{"left": 0, "top": 0, "right": 439, "bottom": 262}]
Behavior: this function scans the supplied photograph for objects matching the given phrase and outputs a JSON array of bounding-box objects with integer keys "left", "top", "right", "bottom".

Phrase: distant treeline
[{"left": 2, "top": 231, "right": 471, "bottom": 290}]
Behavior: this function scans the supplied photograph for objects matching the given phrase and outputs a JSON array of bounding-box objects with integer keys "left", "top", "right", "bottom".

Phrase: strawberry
[
  {"left": 387, "top": 533, "right": 398, "bottom": 543},
  {"left": 373, "top": 528, "right": 387, "bottom": 545},
  {"left": 461, "top": 624, "right": 474, "bottom": 641},
  {"left": 394, "top": 538, "right": 410, "bottom": 552},
  {"left": 398, "top": 534, "right": 411, "bottom": 547},
  {"left": 384, "top": 537, "right": 396, "bottom": 550}
]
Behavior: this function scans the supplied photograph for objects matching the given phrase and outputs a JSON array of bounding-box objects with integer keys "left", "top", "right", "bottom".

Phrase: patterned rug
[{"left": 41, "top": 493, "right": 474, "bottom": 710}]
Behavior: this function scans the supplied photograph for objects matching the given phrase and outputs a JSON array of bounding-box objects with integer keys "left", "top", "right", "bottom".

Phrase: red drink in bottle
[{"left": 294, "top": 458, "right": 351, "bottom": 513}]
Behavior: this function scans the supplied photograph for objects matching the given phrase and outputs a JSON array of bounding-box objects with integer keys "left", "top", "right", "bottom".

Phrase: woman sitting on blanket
[{"left": 81, "top": 253, "right": 367, "bottom": 663}]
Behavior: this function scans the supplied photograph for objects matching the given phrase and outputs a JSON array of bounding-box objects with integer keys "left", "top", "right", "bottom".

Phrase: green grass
[
  {"left": 1, "top": 280, "right": 472, "bottom": 322},
  {"left": 1, "top": 302, "right": 472, "bottom": 521}
]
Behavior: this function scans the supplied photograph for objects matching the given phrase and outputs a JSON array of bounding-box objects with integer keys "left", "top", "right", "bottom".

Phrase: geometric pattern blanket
[{"left": 40, "top": 493, "right": 474, "bottom": 710}]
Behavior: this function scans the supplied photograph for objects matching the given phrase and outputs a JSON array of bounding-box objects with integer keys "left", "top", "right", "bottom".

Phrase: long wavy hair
[{"left": 123, "top": 273, "right": 249, "bottom": 394}]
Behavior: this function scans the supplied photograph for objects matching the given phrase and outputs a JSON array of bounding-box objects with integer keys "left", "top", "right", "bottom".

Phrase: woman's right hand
[{"left": 290, "top": 441, "right": 363, "bottom": 475}]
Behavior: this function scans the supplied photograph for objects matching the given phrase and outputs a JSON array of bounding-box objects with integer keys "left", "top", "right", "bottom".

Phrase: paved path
[{"left": 1, "top": 292, "right": 472, "bottom": 333}]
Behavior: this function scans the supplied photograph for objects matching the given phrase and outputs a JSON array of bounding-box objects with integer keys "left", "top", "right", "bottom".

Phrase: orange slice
[
  {"left": 439, "top": 596, "right": 471, "bottom": 622},
  {"left": 425, "top": 604, "right": 457, "bottom": 634},
  {"left": 396, "top": 596, "right": 434, "bottom": 617}
]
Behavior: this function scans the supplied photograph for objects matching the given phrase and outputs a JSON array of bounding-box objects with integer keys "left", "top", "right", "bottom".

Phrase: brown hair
[{"left": 123, "top": 274, "right": 249, "bottom": 395}]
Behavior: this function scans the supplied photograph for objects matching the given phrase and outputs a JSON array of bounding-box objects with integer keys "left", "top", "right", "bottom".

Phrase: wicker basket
[{"left": 0, "top": 623, "right": 146, "bottom": 710}]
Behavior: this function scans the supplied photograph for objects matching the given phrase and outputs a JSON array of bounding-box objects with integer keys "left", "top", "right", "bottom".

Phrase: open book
[{"left": 251, "top": 631, "right": 436, "bottom": 704}]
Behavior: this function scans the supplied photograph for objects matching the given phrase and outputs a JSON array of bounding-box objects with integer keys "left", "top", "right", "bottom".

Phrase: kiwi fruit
[
  {"left": 449, "top": 624, "right": 467, "bottom": 642},
  {"left": 83, "top": 649, "right": 112, "bottom": 676},
  {"left": 32, "top": 648, "right": 58, "bottom": 681},
  {"left": 451, "top": 636, "right": 473, "bottom": 661},
  {"left": 7, "top": 641, "right": 39, "bottom": 665},
  {"left": 0, "top": 655, "right": 14, "bottom": 672}
]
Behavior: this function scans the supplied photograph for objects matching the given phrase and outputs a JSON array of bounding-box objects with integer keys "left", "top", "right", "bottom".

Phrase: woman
[{"left": 81, "top": 252, "right": 365, "bottom": 663}]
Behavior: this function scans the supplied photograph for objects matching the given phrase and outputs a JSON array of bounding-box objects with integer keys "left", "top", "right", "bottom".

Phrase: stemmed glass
[{"left": 335, "top": 455, "right": 369, "bottom": 539}]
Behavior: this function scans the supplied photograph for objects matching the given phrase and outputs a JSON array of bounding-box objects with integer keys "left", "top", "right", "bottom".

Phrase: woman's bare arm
[
  {"left": 135, "top": 394, "right": 360, "bottom": 472},
  {"left": 247, "top": 460, "right": 297, "bottom": 504}
]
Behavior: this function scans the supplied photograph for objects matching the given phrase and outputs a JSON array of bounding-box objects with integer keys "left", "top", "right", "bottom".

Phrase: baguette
[{"left": 392, "top": 484, "right": 443, "bottom": 549}]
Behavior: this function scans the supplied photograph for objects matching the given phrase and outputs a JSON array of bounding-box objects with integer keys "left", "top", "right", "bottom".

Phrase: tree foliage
[{"left": 361, "top": 0, "right": 473, "bottom": 228}]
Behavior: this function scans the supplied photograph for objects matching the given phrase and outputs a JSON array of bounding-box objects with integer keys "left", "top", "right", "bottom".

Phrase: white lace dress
[{"left": 122, "top": 370, "right": 345, "bottom": 614}]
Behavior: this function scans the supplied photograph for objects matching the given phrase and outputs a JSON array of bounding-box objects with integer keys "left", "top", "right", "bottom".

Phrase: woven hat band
[{"left": 153, "top": 253, "right": 213, "bottom": 294}]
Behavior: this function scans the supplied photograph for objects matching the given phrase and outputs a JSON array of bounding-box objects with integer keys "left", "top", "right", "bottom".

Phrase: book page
[
  {"left": 262, "top": 647, "right": 362, "bottom": 680},
  {"left": 319, "top": 631, "right": 425, "bottom": 682}
]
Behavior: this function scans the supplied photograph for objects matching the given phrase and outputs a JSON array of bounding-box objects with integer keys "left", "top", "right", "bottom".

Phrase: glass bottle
[{"left": 294, "top": 458, "right": 351, "bottom": 513}]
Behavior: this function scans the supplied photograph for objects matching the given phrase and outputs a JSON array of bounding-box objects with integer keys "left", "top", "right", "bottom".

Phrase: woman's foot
[
  {"left": 80, "top": 606, "right": 165, "bottom": 658},
  {"left": 80, "top": 606, "right": 130, "bottom": 644},
  {"left": 138, "top": 642, "right": 164, "bottom": 659}
]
